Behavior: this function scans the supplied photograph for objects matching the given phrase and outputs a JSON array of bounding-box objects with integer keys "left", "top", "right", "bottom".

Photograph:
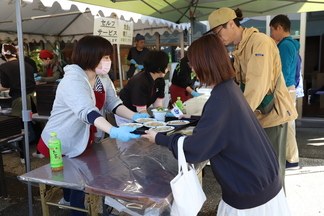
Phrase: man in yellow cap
[{"left": 207, "top": 8, "right": 297, "bottom": 190}]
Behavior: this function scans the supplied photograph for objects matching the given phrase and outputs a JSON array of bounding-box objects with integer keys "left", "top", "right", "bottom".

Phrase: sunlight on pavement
[{"left": 307, "top": 137, "right": 324, "bottom": 146}]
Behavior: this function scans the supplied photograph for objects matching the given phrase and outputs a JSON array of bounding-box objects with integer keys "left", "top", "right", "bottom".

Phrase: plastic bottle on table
[
  {"left": 48, "top": 132, "right": 64, "bottom": 171},
  {"left": 168, "top": 52, "right": 172, "bottom": 63},
  {"left": 124, "top": 55, "right": 128, "bottom": 65},
  {"left": 175, "top": 97, "right": 183, "bottom": 111}
]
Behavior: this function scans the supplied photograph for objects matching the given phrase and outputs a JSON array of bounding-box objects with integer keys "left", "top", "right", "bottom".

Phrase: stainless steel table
[
  {"left": 31, "top": 113, "right": 50, "bottom": 121},
  {"left": 19, "top": 137, "right": 206, "bottom": 215}
]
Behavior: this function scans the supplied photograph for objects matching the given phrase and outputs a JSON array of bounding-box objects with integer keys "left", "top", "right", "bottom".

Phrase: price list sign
[
  {"left": 118, "top": 20, "right": 133, "bottom": 45},
  {"left": 94, "top": 17, "right": 133, "bottom": 45}
]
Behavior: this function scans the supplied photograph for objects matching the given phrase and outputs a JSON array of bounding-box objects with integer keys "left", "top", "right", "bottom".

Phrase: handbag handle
[{"left": 177, "top": 136, "right": 189, "bottom": 174}]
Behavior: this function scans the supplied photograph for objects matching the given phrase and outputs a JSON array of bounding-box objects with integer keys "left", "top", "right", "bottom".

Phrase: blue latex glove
[
  {"left": 56, "top": 79, "right": 62, "bottom": 82},
  {"left": 130, "top": 59, "right": 137, "bottom": 65},
  {"left": 35, "top": 76, "right": 42, "bottom": 82},
  {"left": 137, "top": 64, "right": 144, "bottom": 70},
  {"left": 110, "top": 126, "right": 140, "bottom": 142},
  {"left": 191, "top": 90, "right": 201, "bottom": 97},
  {"left": 165, "top": 112, "right": 175, "bottom": 117},
  {"left": 33, "top": 73, "right": 38, "bottom": 78},
  {"left": 132, "top": 113, "right": 150, "bottom": 121}
]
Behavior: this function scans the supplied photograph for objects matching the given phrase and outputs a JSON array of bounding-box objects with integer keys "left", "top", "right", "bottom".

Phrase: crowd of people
[{"left": 0, "top": 7, "right": 303, "bottom": 216}]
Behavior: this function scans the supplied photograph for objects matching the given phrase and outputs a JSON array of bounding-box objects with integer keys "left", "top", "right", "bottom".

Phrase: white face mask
[{"left": 95, "top": 60, "right": 111, "bottom": 75}]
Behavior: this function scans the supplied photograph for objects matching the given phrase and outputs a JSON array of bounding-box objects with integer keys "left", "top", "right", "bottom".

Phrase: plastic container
[
  {"left": 175, "top": 97, "right": 183, "bottom": 111},
  {"left": 183, "top": 95, "right": 209, "bottom": 115},
  {"left": 48, "top": 132, "right": 64, "bottom": 171},
  {"left": 196, "top": 86, "right": 212, "bottom": 96}
]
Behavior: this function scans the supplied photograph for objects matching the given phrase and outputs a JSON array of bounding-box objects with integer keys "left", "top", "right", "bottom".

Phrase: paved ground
[{"left": 0, "top": 117, "right": 324, "bottom": 216}]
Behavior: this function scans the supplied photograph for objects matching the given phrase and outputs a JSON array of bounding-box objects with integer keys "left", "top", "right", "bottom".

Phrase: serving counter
[{"left": 18, "top": 136, "right": 207, "bottom": 216}]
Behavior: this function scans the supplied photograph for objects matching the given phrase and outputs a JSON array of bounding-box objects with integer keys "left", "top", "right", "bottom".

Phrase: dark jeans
[{"left": 63, "top": 188, "right": 86, "bottom": 216}]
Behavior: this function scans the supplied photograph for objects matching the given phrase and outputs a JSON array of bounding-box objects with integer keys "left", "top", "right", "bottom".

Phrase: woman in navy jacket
[{"left": 143, "top": 34, "right": 291, "bottom": 215}]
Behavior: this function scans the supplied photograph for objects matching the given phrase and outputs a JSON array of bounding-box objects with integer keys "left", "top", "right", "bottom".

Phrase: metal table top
[{"left": 19, "top": 137, "right": 206, "bottom": 215}]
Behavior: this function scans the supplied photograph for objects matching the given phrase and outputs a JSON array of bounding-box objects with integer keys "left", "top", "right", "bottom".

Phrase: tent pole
[
  {"left": 15, "top": 0, "right": 33, "bottom": 215},
  {"left": 116, "top": 44, "right": 123, "bottom": 88},
  {"left": 180, "top": 31, "right": 184, "bottom": 58},
  {"left": 189, "top": 15, "right": 195, "bottom": 45}
]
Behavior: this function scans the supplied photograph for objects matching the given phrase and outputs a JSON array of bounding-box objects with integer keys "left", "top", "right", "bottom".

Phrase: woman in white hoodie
[{"left": 37, "top": 35, "right": 149, "bottom": 216}]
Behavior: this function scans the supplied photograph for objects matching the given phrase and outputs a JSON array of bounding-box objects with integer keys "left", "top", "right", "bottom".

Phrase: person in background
[
  {"left": 35, "top": 49, "right": 63, "bottom": 83},
  {"left": 270, "top": 14, "right": 300, "bottom": 170},
  {"left": 36, "top": 35, "right": 149, "bottom": 216},
  {"left": 206, "top": 7, "right": 297, "bottom": 189},
  {"left": 170, "top": 55, "right": 200, "bottom": 105},
  {"left": 0, "top": 44, "right": 37, "bottom": 164},
  {"left": 13, "top": 43, "right": 38, "bottom": 74},
  {"left": 126, "top": 33, "right": 150, "bottom": 79},
  {"left": 14, "top": 45, "right": 44, "bottom": 159},
  {"left": 143, "top": 34, "right": 292, "bottom": 216},
  {"left": 24, "top": 55, "right": 38, "bottom": 74},
  {"left": 117, "top": 50, "right": 168, "bottom": 125}
]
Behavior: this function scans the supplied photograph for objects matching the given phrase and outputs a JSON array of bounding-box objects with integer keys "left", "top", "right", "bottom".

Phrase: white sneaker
[
  {"left": 20, "top": 158, "right": 25, "bottom": 164},
  {"left": 58, "top": 198, "right": 70, "bottom": 209},
  {"left": 32, "top": 152, "right": 45, "bottom": 158}
]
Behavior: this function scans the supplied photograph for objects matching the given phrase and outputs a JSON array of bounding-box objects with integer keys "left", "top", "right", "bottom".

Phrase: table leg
[
  {"left": 0, "top": 152, "right": 7, "bottom": 197},
  {"left": 39, "top": 184, "right": 50, "bottom": 216},
  {"left": 88, "top": 193, "right": 99, "bottom": 216}
]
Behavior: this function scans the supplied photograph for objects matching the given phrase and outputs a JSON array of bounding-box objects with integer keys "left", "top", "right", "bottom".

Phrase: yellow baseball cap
[{"left": 205, "top": 8, "right": 237, "bottom": 34}]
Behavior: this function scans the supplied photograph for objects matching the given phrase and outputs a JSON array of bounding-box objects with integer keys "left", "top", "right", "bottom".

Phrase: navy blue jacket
[{"left": 156, "top": 78, "right": 282, "bottom": 209}]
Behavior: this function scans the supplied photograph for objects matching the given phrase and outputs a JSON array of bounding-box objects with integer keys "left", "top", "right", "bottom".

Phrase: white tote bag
[{"left": 170, "top": 136, "right": 206, "bottom": 216}]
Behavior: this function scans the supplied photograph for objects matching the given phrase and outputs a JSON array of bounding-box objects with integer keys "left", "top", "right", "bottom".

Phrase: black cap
[{"left": 135, "top": 34, "right": 145, "bottom": 41}]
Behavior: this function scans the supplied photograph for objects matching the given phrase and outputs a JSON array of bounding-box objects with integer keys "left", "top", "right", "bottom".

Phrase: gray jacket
[{"left": 41, "top": 64, "right": 121, "bottom": 158}]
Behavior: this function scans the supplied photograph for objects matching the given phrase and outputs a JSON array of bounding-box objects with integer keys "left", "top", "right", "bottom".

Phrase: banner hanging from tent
[{"left": 93, "top": 17, "right": 133, "bottom": 45}]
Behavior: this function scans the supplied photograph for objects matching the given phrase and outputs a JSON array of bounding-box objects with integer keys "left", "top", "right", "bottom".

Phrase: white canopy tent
[
  {"left": 7, "top": 0, "right": 322, "bottom": 215},
  {"left": 0, "top": 0, "right": 189, "bottom": 43}
]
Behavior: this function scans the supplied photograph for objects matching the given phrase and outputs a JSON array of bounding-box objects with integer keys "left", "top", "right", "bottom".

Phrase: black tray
[{"left": 130, "top": 117, "right": 199, "bottom": 135}]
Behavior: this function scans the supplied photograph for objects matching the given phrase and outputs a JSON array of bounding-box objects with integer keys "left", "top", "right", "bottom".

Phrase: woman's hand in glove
[
  {"left": 165, "top": 112, "right": 175, "bottom": 117},
  {"left": 137, "top": 65, "right": 144, "bottom": 70},
  {"left": 35, "top": 76, "right": 42, "bottom": 82},
  {"left": 191, "top": 90, "right": 201, "bottom": 97},
  {"left": 130, "top": 59, "right": 137, "bottom": 65},
  {"left": 110, "top": 126, "right": 140, "bottom": 142}
]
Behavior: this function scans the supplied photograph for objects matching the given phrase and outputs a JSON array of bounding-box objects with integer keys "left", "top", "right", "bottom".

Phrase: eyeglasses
[{"left": 213, "top": 26, "right": 223, "bottom": 36}]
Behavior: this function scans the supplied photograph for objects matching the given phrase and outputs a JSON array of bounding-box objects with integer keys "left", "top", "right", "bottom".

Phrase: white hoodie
[{"left": 41, "top": 64, "right": 122, "bottom": 158}]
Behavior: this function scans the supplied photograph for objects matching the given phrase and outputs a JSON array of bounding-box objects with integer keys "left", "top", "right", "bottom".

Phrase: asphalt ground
[{"left": 1, "top": 117, "right": 324, "bottom": 216}]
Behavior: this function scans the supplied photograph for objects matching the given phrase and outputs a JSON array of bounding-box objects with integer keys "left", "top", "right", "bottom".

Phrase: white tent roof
[{"left": 0, "top": 0, "right": 189, "bottom": 43}]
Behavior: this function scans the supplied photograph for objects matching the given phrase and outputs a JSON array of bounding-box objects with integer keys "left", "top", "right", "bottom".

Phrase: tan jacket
[{"left": 232, "top": 27, "right": 297, "bottom": 128}]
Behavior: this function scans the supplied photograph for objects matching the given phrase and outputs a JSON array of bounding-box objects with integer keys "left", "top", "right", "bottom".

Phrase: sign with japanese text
[
  {"left": 118, "top": 20, "right": 133, "bottom": 45},
  {"left": 93, "top": 17, "right": 133, "bottom": 45}
]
